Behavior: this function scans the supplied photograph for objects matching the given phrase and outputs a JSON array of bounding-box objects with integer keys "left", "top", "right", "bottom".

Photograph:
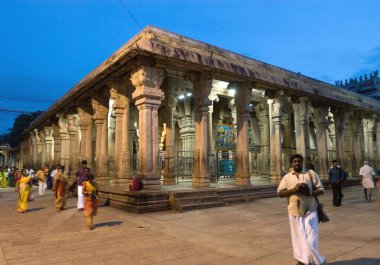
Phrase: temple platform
[{"left": 98, "top": 177, "right": 361, "bottom": 214}]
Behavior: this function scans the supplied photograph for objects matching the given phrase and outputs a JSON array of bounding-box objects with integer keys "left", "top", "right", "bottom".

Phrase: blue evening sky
[{"left": 1, "top": 0, "right": 379, "bottom": 134}]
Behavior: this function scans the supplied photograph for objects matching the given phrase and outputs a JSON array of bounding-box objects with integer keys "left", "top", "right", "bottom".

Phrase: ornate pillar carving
[
  {"left": 52, "top": 123, "right": 61, "bottom": 166},
  {"left": 234, "top": 82, "right": 252, "bottom": 186},
  {"left": 38, "top": 129, "right": 47, "bottom": 166},
  {"left": 376, "top": 120, "right": 380, "bottom": 169},
  {"left": 67, "top": 114, "right": 79, "bottom": 177},
  {"left": 363, "top": 114, "right": 376, "bottom": 162},
  {"left": 293, "top": 97, "right": 310, "bottom": 164},
  {"left": 110, "top": 82, "right": 131, "bottom": 184},
  {"left": 312, "top": 105, "right": 329, "bottom": 180},
  {"left": 30, "top": 131, "right": 38, "bottom": 168},
  {"left": 44, "top": 126, "right": 53, "bottom": 167},
  {"left": 92, "top": 92, "right": 109, "bottom": 183},
  {"left": 190, "top": 72, "right": 212, "bottom": 188},
  {"left": 254, "top": 102, "right": 270, "bottom": 178},
  {"left": 77, "top": 103, "right": 93, "bottom": 169},
  {"left": 282, "top": 100, "right": 293, "bottom": 171},
  {"left": 331, "top": 108, "right": 349, "bottom": 170},
  {"left": 268, "top": 93, "right": 284, "bottom": 182},
  {"left": 57, "top": 114, "right": 69, "bottom": 174},
  {"left": 131, "top": 65, "right": 165, "bottom": 190},
  {"left": 162, "top": 77, "right": 180, "bottom": 185}
]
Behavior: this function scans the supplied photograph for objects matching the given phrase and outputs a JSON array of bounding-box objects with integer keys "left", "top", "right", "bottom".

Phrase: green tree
[{"left": 0, "top": 111, "right": 43, "bottom": 147}]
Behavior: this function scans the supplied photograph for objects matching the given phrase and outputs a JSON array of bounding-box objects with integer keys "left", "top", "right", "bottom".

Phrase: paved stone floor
[{"left": 0, "top": 186, "right": 379, "bottom": 265}]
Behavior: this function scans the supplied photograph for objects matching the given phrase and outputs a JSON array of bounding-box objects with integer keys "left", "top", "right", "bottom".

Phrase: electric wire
[
  {"left": 0, "top": 95, "right": 54, "bottom": 103},
  {"left": 0, "top": 108, "right": 33, "bottom": 114},
  {"left": 116, "top": 0, "right": 143, "bottom": 30}
]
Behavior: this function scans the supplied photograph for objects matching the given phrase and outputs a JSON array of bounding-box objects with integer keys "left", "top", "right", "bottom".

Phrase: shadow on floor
[
  {"left": 94, "top": 221, "right": 123, "bottom": 228},
  {"left": 328, "top": 258, "right": 380, "bottom": 265},
  {"left": 27, "top": 207, "right": 46, "bottom": 212},
  {"left": 64, "top": 205, "right": 77, "bottom": 210}
]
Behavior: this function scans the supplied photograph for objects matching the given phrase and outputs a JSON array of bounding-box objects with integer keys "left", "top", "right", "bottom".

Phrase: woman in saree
[
  {"left": 0, "top": 168, "right": 8, "bottom": 188},
  {"left": 16, "top": 169, "right": 32, "bottom": 213},
  {"left": 53, "top": 166, "right": 67, "bottom": 211},
  {"left": 82, "top": 173, "right": 99, "bottom": 230}
]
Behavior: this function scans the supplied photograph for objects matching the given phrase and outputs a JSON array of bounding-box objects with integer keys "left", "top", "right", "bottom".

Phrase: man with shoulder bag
[{"left": 278, "top": 154, "right": 326, "bottom": 265}]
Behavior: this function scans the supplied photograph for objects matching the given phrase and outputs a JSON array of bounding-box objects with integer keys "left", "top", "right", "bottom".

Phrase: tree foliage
[{"left": 0, "top": 111, "right": 43, "bottom": 147}]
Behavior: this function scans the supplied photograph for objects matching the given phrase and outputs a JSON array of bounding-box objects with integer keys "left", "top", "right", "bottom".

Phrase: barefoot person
[
  {"left": 76, "top": 160, "right": 91, "bottom": 211},
  {"left": 53, "top": 166, "right": 67, "bottom": 211},
  {"left": 278, "top": 154, "right": 326, "bottom": 265},
  {"left": 16, "top": 169, "right": 32, "bottom": 213},
  {"left": 82, "top": 173, "right": 98, "bottom": 230}
]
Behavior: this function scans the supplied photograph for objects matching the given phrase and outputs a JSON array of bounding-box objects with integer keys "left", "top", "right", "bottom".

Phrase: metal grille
[
  {"left": 216, "top": 151, "right": 236, "bottom": 181},
  {"left": 176, "top": 151, "right": 193, "bottom": 182}
]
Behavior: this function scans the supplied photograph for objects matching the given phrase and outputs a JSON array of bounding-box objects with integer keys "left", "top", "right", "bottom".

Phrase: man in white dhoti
[
  {"left": 278, "top": 154, "right": 326, "bottom": 265},
  {"left": 359, "top": 161, "right": 375, "bottom": 202}
]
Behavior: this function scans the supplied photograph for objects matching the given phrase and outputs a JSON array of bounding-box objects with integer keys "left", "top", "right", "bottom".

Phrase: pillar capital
[{"left": 91, "top": 97, "right": 108, "bottom": 121}]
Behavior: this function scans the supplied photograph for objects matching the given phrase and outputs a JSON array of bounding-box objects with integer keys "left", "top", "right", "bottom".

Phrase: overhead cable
[{"left": 0, "top": 95, "right": 54, "bottom": 103}]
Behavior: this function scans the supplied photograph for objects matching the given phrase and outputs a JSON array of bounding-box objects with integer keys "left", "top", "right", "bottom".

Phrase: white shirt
[{"left": 359, "top": 165, "right": 375, "bottom": 178}]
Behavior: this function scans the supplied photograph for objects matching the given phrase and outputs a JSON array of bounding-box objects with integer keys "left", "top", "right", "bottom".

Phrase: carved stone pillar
[
  {"left": 77, "top": 104, "right": 93, "bottom": 169},
  {"left": 293, "top": 97, "right": 310, "bottom": 164},
  {"left": 38, "top": 129, "right": 47, "bottom": 166},
  {"left": 235, "top": 82, "right": 252, "bottom": 186},
  {"left": 254, "top": 102, "right": 270, "bottom": 178},
  {"left": 332, "top": 108, "right": 349, "bottom": 169},
  {"left": 34, "top": 129, "right": 43, "bottom": 167},
  {"left": 178, "top": 97, "right": 195, "bottom": 152},
  {"left": 110, "top": 83, "right": 131, "bottom": 184},
  {"left": 282, "top": 101, "right": 293, "bottom": 171},
  {"left": 313, "top": 106, "right": 329, "bottom": 180},
  {"left": 57, "top": 114, "right": 69, "bottom": 174},
  {"left": 376, "top": 120, "right": 380, "bottom": 169},
  {"left": 268, "top": 94, "right": 284, "bottom": 182},
  {"left": 363, "top": 114, "right": 376, "bottom": 162},
  {"left": 44, "top": 126, "right": 53, "bottom": 167},
  {"left": 30, "top": 131, "right": 38, "bottom": 168},
  {"left": 67, "top": 114, "right": 79, "bottom": 177},
  {"left": 92, "top": 94, "right": 109, "bottom": 183},
  {"left": 351, "top": 112, "right": 364, "bottom": 175},
  {"left": 131, "top": 65, "right": 165, "bottom": 190},
  {"left": 52, "top": 123, "right": 61, "bottom": 166},
  {"left": 162, "top": 78, "right": 179, "bottom": 185},
  {"left": 191, "top": 73, "right": 212, "bottom": 188}
]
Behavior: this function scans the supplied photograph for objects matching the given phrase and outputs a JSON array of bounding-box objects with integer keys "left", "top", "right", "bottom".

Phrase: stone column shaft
[
  {"left": 191, "top": 73, "right": 212, "bottom": 188},
  {"left": 235, "top": 82, "right": 252, "bottom": 186},
  {"left": 314, "top": 107, "right": 329, "bottom": 180},
  {"left": 269, "top": 95, "right": 284, "bottom": 182},
  {"left": 131, "top": 65, "right": 165, "bottom": 190}
]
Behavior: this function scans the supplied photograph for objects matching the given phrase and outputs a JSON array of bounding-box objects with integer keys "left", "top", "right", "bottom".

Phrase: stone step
[
  {"left": 175, "top": 196, "right": 222, "bottom": 205},
  {"left": 178, "top": 201, "right": 226, "bottom": 212},
  {"left": 170, "top": 190, "right": 219, "bottom": 199}
]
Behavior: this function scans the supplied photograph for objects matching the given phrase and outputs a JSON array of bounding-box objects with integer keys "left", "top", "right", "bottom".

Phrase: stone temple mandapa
[{"left": 15, "top": 26, "right": 380, "bottom": 211}]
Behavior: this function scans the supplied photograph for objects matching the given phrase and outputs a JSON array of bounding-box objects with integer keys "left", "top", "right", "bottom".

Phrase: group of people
[
  {"left": 278, "top": 155, "right": 379, "bottom": 265},
  {"left": 13, "top": 160, "right": 99, "bottom": 230},
  {"left": 0, "top": 167, "right": 23, "bottom": 188}
]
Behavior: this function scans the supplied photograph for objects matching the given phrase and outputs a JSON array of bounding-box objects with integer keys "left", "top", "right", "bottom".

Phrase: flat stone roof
[{"left": 24, "top": 26, "right": 380, "bottom": 135}]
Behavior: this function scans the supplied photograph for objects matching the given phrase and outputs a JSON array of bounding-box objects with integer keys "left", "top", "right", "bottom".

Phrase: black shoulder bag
[{"left": 308, "top": 171, "right": 330, "bottom": 223}]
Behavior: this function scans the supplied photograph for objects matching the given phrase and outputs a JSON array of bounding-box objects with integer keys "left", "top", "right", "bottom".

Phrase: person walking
[
  {"left": 53, "top": 166, "right": 67, "bottom": 211},
  {"left": 36, "top": 166, "right": 48, "bottom": 196},
  {"left": 278, "top": 154, "right": 326, "bottom": 265},
  {"left": 75, "top": 160, "right": 91, "bottom": 211},
  {"left": 16, "top": 169, "right": 32, "bottom": 213},
  {"left": 359, "top": 161, "right": 375, "bottom": 202},
  {"left": 0, "top": 167, "right": 8, "bottom": 188},
  {"left": 328, "top": 160, "right": 345, "bottom": 207},
  {"left": 82, "top": 173, "right": 98, "bottom": 230}
]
